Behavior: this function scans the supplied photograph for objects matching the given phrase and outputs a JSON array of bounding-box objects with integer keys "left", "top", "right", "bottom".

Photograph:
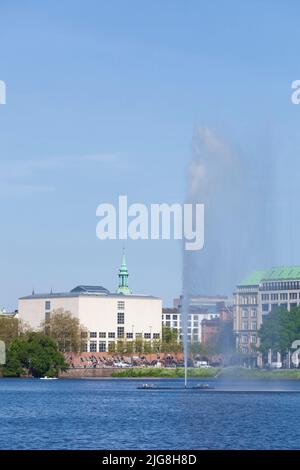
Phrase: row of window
[
  {"left": 241, "top": 321, "right": 257, "bottom": 331},
  {"left": 262, "top": 292, "right": 298, "bottom": 301},
  {"left": 44, "top": 299, "right": 126, "bottom": 311},
  {"left": 239, "top": 296, "right": 257, "bottom": 305},
  {"left": 89, "top": 331, "right": 160, "bottom": 340},
  {"left": 262, "top": 281, "right": 300, "bottom": 291},
  {"left": 262, "top": 302, "right": 298, "bottom": 312},
  {"left": 241, "top": 333, "right": 257, "bottom": 344},
  {"left": 241, "top": 309, "right": 257, "bottom": 318}
]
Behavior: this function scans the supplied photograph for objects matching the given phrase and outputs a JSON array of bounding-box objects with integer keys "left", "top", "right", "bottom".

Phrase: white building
[
  {"left": 163, "top": 295, "right": 232, "bottom": 343},
  {"left": 18, "top": 253, "right": 162, "bottom": 353}
]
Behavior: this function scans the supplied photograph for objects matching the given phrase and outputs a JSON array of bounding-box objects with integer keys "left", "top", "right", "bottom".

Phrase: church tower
[{"left": 117, "top": 249, "right": 131, "bottom": 295}]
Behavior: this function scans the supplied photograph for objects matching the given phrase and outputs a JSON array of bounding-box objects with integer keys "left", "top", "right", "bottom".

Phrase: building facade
[
  {"left": 162, "top": 295, "right": 232, "bottom": 343},
  {"left": 18, "top": 254, "right": 162, "bottom": 353},
  {"left": 234, "top": 266, "right": 300, "bottom": 354}
]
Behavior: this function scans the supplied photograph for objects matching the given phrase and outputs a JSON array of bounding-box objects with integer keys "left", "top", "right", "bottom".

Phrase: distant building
[
  {"left": 163, "top": 295, "right": 233, "bottom": 343},
  {"left": 18, "top": 252, "right": 162, "bottom": 352},
  {"left": 234, "top": 266, "right": 300, "bottom": 355},
  {"left": 201, "top": 307, "right": 233, "bottom": 345}
]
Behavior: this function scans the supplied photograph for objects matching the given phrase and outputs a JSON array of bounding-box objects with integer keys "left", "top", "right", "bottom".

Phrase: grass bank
[
  {"left": 111, "top": 366, "right": 300, "bottom": 380},
  {"left": 219, "top": 367, "right": 300, "bottom": 380},
  {"left": 111, "top": 367, "right": 220, "bottom": 378}
]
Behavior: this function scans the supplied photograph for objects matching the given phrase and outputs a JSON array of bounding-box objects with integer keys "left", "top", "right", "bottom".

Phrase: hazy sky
[{"left": 1, "top": 0, "right": 300, "bottom": 309}]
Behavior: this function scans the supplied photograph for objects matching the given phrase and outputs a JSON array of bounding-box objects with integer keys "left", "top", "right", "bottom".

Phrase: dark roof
[
  {"left": 70, "top": 285, "right": 110, "bottom": 294},
  {"left": 19, "top": 285, "right": 159, "bottom": 301}
]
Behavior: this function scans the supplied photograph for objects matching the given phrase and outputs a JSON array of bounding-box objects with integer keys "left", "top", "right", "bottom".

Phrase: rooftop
[
  {"left": 19, "top": 284, "right": 159, "bottom": 300},
  {"left": 238, "top": 266, "right": 300, "bottom": 287}
]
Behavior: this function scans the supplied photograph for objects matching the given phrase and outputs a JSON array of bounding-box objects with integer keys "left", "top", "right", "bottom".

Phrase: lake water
[{"left": 0, "top": 377, "right": 300, "bottom": 449}]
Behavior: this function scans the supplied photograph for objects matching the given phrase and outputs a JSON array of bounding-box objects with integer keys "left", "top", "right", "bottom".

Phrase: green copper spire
[{"left": 117, "top": 249, "right": 131, "bottom": 294}]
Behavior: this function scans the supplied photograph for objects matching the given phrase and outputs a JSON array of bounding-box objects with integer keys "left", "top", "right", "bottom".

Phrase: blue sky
[{"left": 1, "top": 0, "right": 300, "bottom": 309}]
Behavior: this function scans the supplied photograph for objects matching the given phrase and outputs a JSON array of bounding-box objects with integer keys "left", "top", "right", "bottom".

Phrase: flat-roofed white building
[{"left": 18, "top": 253, "right": 162, "bottom": 352}]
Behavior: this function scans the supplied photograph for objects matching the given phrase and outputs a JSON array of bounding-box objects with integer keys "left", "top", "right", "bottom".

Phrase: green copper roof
[
  {"left": 239, "top": 266, "right": 300, "bottom": 287},
  {"left": 264, "top": 266, "right": 300, "bottom": 280},
  {"left": 117, "top": 250, "right": 131, "bottom": 295},
  {"left": 239, "top": 269, "right": 267, "bottom": 287}
]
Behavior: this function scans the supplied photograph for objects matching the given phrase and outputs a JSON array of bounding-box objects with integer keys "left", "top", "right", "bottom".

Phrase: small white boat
[{"left": 40, "top": 376, "right": 58, "bottom": 380}]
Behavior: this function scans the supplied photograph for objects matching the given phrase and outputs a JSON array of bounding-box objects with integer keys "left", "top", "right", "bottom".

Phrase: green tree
[
  {"left": 0, "top": 316, "right": 20, "bottom": 348},
  {"left": 3, "top": 332, "right": 67, "bottom": 377},
  {"left": 161, "top": 326, "right": 181, "bottom": 353},
  {"left": 258, "top": 306, "right": 300, "bottom": 355},
  {"left": 41, "top": 309, "right": 87, "bottom": 352}
]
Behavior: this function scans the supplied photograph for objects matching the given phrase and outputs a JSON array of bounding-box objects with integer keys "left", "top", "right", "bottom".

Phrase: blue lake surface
[{"left": 1, "top": 377, "right": 300, "bottom": 449}]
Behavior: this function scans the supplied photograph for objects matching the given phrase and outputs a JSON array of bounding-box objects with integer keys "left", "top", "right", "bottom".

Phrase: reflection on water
[{"left": 0, "top": 378, "right": 300, "bottom": 449}]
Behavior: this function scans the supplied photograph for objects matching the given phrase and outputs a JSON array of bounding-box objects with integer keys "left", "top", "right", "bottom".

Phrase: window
[
  {"left": 166, "top": 315, "right": 170, "bottom": 320},
  {"left": 241, "top": 334, "right": 248, "bottom": 344},
  {"left": 166, "top": 321, "right": 171, "bottom": 327},
  {"left": 126, "top": 332, "right": 133, "bottom": 339},
  {"left": 262, "top": 294, "right": 269, "bottom": 301},
  {"left": 117, "top": 301, "right": 125, "bottom": 310},
  {"left": 90, "top": 332, "right": 97, "bottom": 338},
  {"left": 99, "top": 342, "right": 106, "bottom": 352},
  {"left": 45, "top": 312, "right": 50, "bottom": 322},
  {"left": 262, "top": 303, "right": 269, "bottom": 312},
  {"left": 45, "top": 301, "right": 51, "bottom": 310},
  {"left": 251, "top": 335, "right": 257, "bottom": 344},
  {"left": 82, "top": 343, "right": 88, "bottom": 352},
  {"left": 89, "top": 341, "right": 97, "bottom": 352},
  {"left": 117, "top": 327, "right": 124, "bottom": 339},
  {"left": 241, "top": 310, "right": 248, "bottom": 318},
  {"left": 250, "top": 309, "right": 257, "bottom": 318},
  {"left": 290, "top": 292, "right": 298, "bottom": 300},
  {"left": 251, "top": 322, "right": 257, "bottom": 330},
  {"left": 135, "top": 333, "right": 142, "bottom": 339},
  {"left": 153, "top": 333, "right": 160, "bottom": 339},
  {"left": 117, "top": 312, "right": 124, "bottom": 324},
  {"left": 173, "top": 321, "right": 178, "bottom": 327},
  {"left": 144, "top": 333, "right": 151, "bottom": 339},
  {"left": 242, "top": 321, "right": 248, "bottom": 330},
  {"left": 108, "top": 332, "right": 115, "bottom": 339},
  {"left": 280, "top": 293, "right": 288, "bottom": 301},
  {"left": 99, "top": 332, "right": 106, "bottom": 338},
  {"left": 172, "top": 315, "right": 178, "bottom": 320}
]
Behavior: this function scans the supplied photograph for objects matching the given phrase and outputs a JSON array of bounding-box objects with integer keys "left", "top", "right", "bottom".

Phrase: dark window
[
  {"left": 117, "top": 312, "right": 124, "bottom": 324},
  {"left": 90, "top": 332, "right": 97, "bottom": 338},
  {"left": 99, "top": 332, "right": 106, "bottom": 338},
  {"left": 117, "top": 327, "right": 124, "bottom": 339},
  {"left": 99, "top": 342, "right": 106, "bottom": 352},
  {"left": 108, "top": 332, "right": 115, "bottom": 338},
  {"left": 45, "top": 301, "right": 51, "bottom": 310}
]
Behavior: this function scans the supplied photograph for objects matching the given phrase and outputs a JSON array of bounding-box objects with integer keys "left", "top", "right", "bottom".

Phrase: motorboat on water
[
  {"left": 137, "top": 383, "right": 157, "bottom": 389},
  {"left": 40, "top": 376, "right": 58, "bottom": 380},
  {"left": 191, "top": 383, "right": 215, "bottom": 390}
]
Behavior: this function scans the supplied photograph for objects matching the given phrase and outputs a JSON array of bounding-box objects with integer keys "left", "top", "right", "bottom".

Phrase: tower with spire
[{"left": 117, "top": 249, "right": 131, "bottom": 295}]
